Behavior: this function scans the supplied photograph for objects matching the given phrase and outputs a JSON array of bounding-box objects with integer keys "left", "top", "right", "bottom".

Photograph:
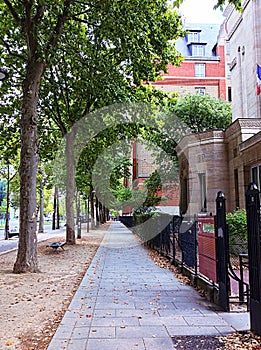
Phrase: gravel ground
[{"left": 172, "top": 335, "right": 225, "bottom": 349}]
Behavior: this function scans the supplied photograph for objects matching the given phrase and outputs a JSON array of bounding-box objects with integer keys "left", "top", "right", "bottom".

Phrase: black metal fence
[
  {"left": 119, "top": 216, "right": 134, "bottom": 228},
  {"left": 245, "top": 183, "right": 261, "bottom": 335},
  {"left": 133, "top": 213, "right": 198, "bottom": 274},
  {"left": 131, "top": 207, "right": 250, "bottom": 310}
]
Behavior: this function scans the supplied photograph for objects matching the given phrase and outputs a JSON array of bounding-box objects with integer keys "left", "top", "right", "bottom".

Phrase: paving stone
[
  {"left": 89, "top": 326, "right": 116, "bottom": 339},
  {"left": 115, "top": 325, "right": 170, "bottom": 339},
  {"left": 66, "top": 339, "right": 87, "bottom": 350},
  {"left": 93, "top": 309, "right": 116, "bottom": 317},
  {"left": 47, "top": 222, "right": 249, "bottom": 350},
  {"left": 71, "top": 326, "right": 90, "bottom": 339},
  {"left": 173, "top": 302, "right": 208, "bottom": 310},
  {"left": 143, "top": 337, "right": 175, "bottom": 350},
  {"left": 95, "top": 301, "right": 136, "bottom": 309},
  {"left": 215, "top": 325, "right": 238, "bottom": 336},
  {"left": 91, "top": 316, "right": 140, "bottom": 327},
  {"left": 47, "top": 339, "right": 69, "bottom": 350},
  {"left": 183, "top": 315, "right": 229, "bottom": 326},
  {"left": 138, "top": 315, "right": 187, "bottom": 326},
  {"left": 166, "top": 325, "right": 223, "bottom": 336},
  {"left": 51, "top": 325, "right": 73, "bottom": 338},
  {"left": 86, "top": 338, "right": 145, "bottom": 350},
  {"left": 158, "top": 308, "right": 203, "bottom": 317},
  {"left": 116, "top": 309, "right": 159, "bottom": 318},
  {"left": 217, "top": 312, "right": 250, "bottom": 331}
]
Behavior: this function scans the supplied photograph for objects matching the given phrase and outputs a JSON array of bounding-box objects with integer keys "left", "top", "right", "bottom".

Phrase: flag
[{"left": 256, "top": 64, "right": 261, "bottom": 95}]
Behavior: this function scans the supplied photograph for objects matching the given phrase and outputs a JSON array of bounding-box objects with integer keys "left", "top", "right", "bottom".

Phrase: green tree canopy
[{"left": 169, "top": 93, "right": 232, "bottom": 133}]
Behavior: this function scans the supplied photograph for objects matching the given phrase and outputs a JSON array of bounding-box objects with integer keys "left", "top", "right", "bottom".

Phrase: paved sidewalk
[{"left": 48, "top": 222, "right": 249, "bottom": 350}]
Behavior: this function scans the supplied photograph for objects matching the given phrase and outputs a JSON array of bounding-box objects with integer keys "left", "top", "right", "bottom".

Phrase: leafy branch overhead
[{"left": 0, "top": 0, "right": 241, "bottom": 274}]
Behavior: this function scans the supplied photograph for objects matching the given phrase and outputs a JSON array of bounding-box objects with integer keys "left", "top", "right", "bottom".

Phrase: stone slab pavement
[{"left": 47, "top": 221, "right": 250, "bottom": 350}]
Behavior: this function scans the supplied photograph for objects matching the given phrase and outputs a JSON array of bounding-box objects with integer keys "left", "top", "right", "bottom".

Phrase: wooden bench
[{"left": 47, "top": 242, "right": 66, "bottom": 251}]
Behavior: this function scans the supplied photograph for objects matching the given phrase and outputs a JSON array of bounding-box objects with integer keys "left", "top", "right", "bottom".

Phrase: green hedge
[{"left": 226, "top": 209, "right": 247, "bottom": 255}]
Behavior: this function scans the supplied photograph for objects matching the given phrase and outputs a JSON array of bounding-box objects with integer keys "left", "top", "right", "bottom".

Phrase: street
[{"left": 0, "top": 224, "right": 66, "bottom": 255}]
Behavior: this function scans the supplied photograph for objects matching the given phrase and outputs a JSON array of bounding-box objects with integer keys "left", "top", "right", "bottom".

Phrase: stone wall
[
  {"left": 226, "top": 0, "right": 261, "bottom": 120},
  {"left": 176, "top": 118, "right": 261, "bottom": 216},
  {"left": 176, "top": 130, "right": 229, "bottom": 216}
]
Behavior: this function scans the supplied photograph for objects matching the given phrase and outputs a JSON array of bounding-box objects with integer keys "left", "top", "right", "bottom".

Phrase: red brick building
[
  {"left": 152, "top": 23, "right": 227, "bottom": 100},
  {"left": 129, "top": 142, "right": 180, "bottom": 216},
  {"left": 176, "top": 1, "right": 261, "bottom": 216},
  {"left": 125, "top": 23, "right": 229, "bottom": 216}
]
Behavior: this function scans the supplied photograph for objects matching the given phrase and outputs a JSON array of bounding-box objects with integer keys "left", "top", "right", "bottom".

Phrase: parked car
[{"left": 8, "top": 220, "right": 19, "bottom": 238}]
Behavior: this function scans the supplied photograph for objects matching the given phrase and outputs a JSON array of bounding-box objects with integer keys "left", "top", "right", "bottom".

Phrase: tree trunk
[
  {"left": 101, "top": 202, "right": 105, "bottom": 224},
  {"left": 13, "top": 61, "right": 44, "bottom": 273},
  {"left": 38, "top": 179, "right": 44, "bottom": 233},
  {"left": 4, "top": 165, "right": 10, "bottom": 240},
  {"left": 106, "top": 208, "right": 109, "bottom": 221},
  {"left": 76, "top": 192, "right": 81, "bottom": 239},
  {"left": 90, "top": 191, "right": 95, "bottom": 229},
  {"left": 65, "top": 130, "right": 76, "bottom": 244},
  {"left": 99, "top": 202, "right": 104, "bottom": 224},
  {"left": 56, "top": 187, "right": 60, "bottom": 229},
  {"left": 95, "top": 195, "right": 99, "bottom": 227}
]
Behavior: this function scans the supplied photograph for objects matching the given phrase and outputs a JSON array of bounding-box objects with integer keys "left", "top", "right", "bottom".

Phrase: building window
[
  {"left": 226, "top": 41, "right": 230, "bottom": 55},
  {"left": 199, "top": 173, "right": 207, "bottom": 212},
  {"left": 228, "top": 87, "right": 232, "bottom": 102},
  {"left": 226, "top": 64, "right": 231, "bottom": 78},
  {"left": 192, "top": 45, "right": 205, "bottom": 56},
  {"left": 251, "top": 165, "right": 261, "bottom": 190},
  {"left": 181, "top": 178, "right": 188, "bottom": 215},
  {"left": 195, "top": 63, "right": 205, "bottom": 77},
  {"left": 187, "top": 32, "right": 199, "bottom": 42},
  {"left": 195, "top": 87, "right": 206, "bottom": 95},
  {"left": 234, "top": 169, "right": 240, "bottom": 208}
]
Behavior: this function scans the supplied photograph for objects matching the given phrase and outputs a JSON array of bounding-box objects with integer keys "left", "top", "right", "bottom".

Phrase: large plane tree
[{"left": 0, "top": 0, "right": 242, "bottom": 273}]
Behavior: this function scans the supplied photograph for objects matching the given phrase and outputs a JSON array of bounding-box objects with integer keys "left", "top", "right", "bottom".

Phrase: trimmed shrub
[{"left": 226, "top": 209, "right": 247, "bottom": 255}]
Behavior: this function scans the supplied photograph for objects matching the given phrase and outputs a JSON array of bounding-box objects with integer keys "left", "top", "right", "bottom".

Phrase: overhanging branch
[{"left": 3, "top": 0, "right": 21, "bottom": 24}]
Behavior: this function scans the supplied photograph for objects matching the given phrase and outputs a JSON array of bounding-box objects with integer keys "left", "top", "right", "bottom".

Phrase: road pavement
[{"left": 0, "top": 224, "right": 66, "bottom": 255}]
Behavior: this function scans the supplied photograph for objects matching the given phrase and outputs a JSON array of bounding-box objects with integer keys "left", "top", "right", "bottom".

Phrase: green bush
[{"left": 226, "top": 209, "right": 247, "bottom": 255}]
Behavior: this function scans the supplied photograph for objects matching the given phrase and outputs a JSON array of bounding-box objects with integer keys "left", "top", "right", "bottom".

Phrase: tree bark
[
  {"left": 90, "top": 190, "right": 95, "bottom": 229},
  {"left": 13, "top": 61, "right": 44, "bottom": 273},
  {"left": 95, "top": 195, "right": 99, "bottom": 227},
  {"left": 76, "top": 192, "right": 81, "bottom": 239},
  {"left": 4, "top": 165, "right": 10, "bottom": 240},
  {"left": 56, "top": 187, "right": 60, "bottom": 229},
  {"left": 38, "top": 179, "right": 44, "bottom": 233},
  {"left": 65, "top": 130, "right": 76, "bottom": 244}
]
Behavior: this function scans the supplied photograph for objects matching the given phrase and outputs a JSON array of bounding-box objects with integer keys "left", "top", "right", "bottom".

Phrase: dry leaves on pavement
[
  {"left": 146, "top": 245, "right": 261, "bottom": 350},
  {"left": 0, "top": 223, "right": 108, "bottom": 350}
]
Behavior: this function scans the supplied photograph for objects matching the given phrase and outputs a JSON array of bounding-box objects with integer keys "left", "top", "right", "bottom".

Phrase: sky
[{"left": 178, "top": 0, "right": 224, "bottom": 24}]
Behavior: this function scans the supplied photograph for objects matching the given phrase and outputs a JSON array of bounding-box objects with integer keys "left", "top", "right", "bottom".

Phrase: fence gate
[
  {"left": 246, "top": 183, "right": 261, "bottom": 335},
  {"left": 216, "top": 191, "right": 230, "bottom": 311}
]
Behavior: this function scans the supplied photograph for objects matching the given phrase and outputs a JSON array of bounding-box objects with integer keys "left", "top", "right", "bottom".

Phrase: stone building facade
[
  {"left": 224, "top": 0, "right": 261, "bottom": 120},
  {"left": 176, "top": 0, "right": 261, "bottom": 217}
]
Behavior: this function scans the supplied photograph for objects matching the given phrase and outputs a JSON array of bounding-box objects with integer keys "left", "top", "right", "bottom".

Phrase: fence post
[
  {"left": 246, "top": 183, "right": 261, "bottom": 335},
  {"left": 216, "top": 191, "right": 230, "bottom": 311}
]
